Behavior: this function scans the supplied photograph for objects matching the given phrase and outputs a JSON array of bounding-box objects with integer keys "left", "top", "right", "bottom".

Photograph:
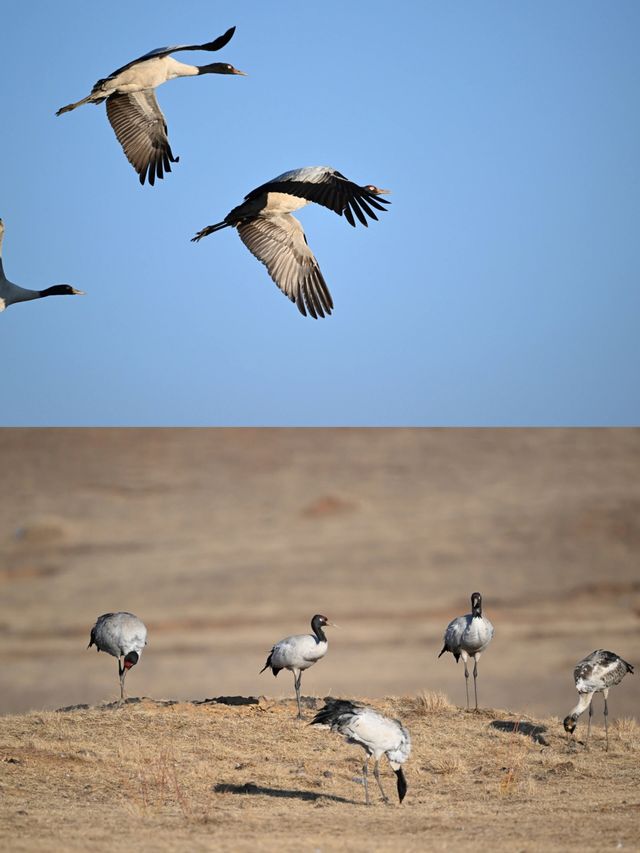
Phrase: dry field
[
  {"left": 1, "top": 429, "right": 638, "bottom": 718},
  {"left": 0, "top": 429, "right": 639, "bottom": 849},
  {"left": 1, "top": 692, "right": 639, "bottom": 852}
]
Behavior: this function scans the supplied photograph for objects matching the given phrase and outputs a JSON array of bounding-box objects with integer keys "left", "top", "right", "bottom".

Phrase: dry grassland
[{"left": 1, "top": 693, "right": 639, "bottom": 852}]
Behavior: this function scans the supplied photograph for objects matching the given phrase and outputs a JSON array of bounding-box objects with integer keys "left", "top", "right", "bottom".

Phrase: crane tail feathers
[
  {"left": 260, "top": 652, "right": 278, "bottom": 675},
  {"left": 56, "top": 95, "right": 94, "bottom": 116}
]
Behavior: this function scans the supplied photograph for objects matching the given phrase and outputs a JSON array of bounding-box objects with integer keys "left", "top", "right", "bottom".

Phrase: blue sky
[{"left": 1, "top": 0, "right": 639, "bottom": 425}]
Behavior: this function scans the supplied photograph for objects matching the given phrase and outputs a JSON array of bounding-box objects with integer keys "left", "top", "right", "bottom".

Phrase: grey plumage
[
  {"left": 260, "top": 614, "right": 333, "bottom": 718},
  {"left": 191, "top": 165, "right": 390, "bottom": 318},
  {"left": 311, "top": 699, "right": 411, "bottom": 805},
  {"left": 105, "top": 91, "right": 178, "bottom": 186},
  {"left": 56, "top": 27, "right": 245, "bottom": 185},
  {"left": 563, "top": 649, "right": 634, "bottom": 750},
  {"left": 88, "top": 611, "right": 147, "bottom": 701},
  {"left": 438, "top": 592, "right": 494, "bottom": 711},
  {"left": 0, "top": 218, "right": 84, "bottom": 311}
]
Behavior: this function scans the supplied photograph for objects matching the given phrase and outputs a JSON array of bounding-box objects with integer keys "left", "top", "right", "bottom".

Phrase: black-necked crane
[
  {"left": 88, "top": 612, "right": 148, "bottom": 702},
  {"left": 563, "top": 649, "right": 634, "bottom": 750},
  {"left": 56, "top": 27, "right": 245, "bottom": 185},
  {"left": 311, "top": 699, "right": 411, "bottom": 805},
  {"left": 260, "top": 614, "right": 334, "bottom": 718},
  {"left": 0, "top": 219, "right": 84, "bottom": 312},
  {"left": 438, "top": 591, "right": 494, "bottom": 711},
  {"left": 191, "top": 165, "right": 391, "bottom": 318}
]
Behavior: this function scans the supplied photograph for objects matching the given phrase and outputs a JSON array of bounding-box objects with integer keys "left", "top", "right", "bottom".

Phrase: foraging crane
[
  {"left": 56, "top": 27, "right": 246, "bottom": 185},
  {"left": 311, "top": 699, "right": 411, "bottom": 805},
  {"left": 0, "top": 219, "right": 84, "bottom": 311},
  {"left": 88, "top": 612, "right": 147, "bottom": 702},
  {"left": 438, "top": 592, "right": 494, "bottom": 711},
  {"left": 563, "top": 649, "right": 634, "bottom": 750},
  {"left": 260, "top": 614, "right": 334, "bottom": 718},
  {"left": 191, "top": 166, "right": 391, "bottom": 318}
]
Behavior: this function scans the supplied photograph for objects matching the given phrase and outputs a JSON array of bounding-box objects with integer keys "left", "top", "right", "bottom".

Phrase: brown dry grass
[{"left": 1, "top": 694, "right": 639, "bottom": 852}]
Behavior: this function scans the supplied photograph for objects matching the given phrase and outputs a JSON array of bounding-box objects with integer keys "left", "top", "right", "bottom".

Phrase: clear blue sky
[{"left": 1, "top": 1, "right": 639, "bottom": 425}]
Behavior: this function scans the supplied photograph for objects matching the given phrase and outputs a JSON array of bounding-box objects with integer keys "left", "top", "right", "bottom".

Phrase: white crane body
[
  {"left": 260, "top": 614, "right": 333, "bottom": 718},
  {"left": 192, "top": 166, "right": 390, "bottom": 317},
  {"left": 312, "top": 699, "right": 411, "bottom": 805},
  {"left": 88, "top": 612, "right": 147, "bottom": 701},
  {"left": 563, "top": 649, "right": 633, "bottom": 749},
  {"left": 439, "top": 592, "right": 494, "bottom": 711}
]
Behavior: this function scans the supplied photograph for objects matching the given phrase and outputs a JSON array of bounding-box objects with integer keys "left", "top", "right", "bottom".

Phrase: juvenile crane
[
  {"left": 438, "top": 591, "right": 494, "bottom": 711},
  {"left": 260, "top": 614, "right": 334, "bottom": 718},
  {"left": 563, "top": 649, "right": 634, "bottom": 750},
  {"left": 0, "top": 219, "right": 84, "bottom": 311},
  {"left": 311, "top": 699, "right": 411, "bottom": 806},
  {"left": 88, "top": 612, "right": 148, "bottom": 702},
  {"left": 56, "top": 27, "right": 246, "bottom": 185},
  {"left": 191, "top": 166, "right": 391, "bottom": 318}
]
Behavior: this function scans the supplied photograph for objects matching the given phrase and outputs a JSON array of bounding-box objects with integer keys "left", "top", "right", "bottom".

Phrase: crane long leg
[
  {"left": 373, "top": 760, "right": 389, "bottom": 804},
  {"left": 362, "top": 758, "right": 370, "bottom": 806},
  {"left": 463, "top": 660, "right": 470, "bottom": 711},
  {"left": 118, "top": 658, "right": 126, "bottom": 705},
  {"left": 55, "top": 95, "right": 94, "bottom": 116},
  {"left": 473, "top": 657, "right": 479, "bottom": 711},
  {"left": 293, "top": 671, "right": 303, "bottom": 719},
  {"left": 604, "top": 695, "right": 609, "bottom": 751},
  {"left": 586, "top": 698, "right": 593, "bottom": 748}
]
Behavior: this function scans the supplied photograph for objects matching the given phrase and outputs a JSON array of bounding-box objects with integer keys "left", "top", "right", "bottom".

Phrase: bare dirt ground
[
  {"left": 1, "top": 693, "right": 638, "bottom": 852},
  {"left": 0, "top": 429, "right": 638, "bottom": 849}
]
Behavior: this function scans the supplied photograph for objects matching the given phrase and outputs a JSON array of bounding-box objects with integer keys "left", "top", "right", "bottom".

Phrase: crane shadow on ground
[
  {"left": 213, "top": 781, "right": 356, "bottom": 804},
  {"left": 489, "top": 719, "right": 550, "bottom": 745}
]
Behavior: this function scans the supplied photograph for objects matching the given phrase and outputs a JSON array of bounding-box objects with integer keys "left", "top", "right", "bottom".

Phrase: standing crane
[
  {"left": 88, "top": 612, "right": 148, "bottom": 702},
  {"left": 191, "top": 165, "right": 390, "bottom": 318},
  {"left": 56, "top": 27, "right": 246, "bottom": 185},
  {"left": 311, "top": 699, "right": 411, "bottom": 805},
  {"left": 563, "top": 649, "right": 634, "bottom": 750},
  {"left": 0, "top": 219, "right": 84, "bottom": 311},
  {"left": 260, "top": 614, "right": 334, "bottom": 718},
  {"left": 438, "top": 592, "right": 494, "bottom": 711}
]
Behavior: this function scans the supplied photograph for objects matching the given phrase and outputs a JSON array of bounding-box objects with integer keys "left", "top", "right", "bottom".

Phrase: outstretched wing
[
  {"left": 246, "top": 166, "right": 390, "bottom": 227},
  {"left": 237, "top": 214, "right": 333, "bottom": 319},
  {"left": 100, "top": 27, "right": 236, "bottom": 83},
  {"left": 106, "top": 91, "right": 178, "bottom": 186}
]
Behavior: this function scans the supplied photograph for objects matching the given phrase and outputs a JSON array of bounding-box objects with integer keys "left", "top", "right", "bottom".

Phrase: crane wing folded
[
  {"left": 247, "top": 169, "right": 390, "bottom": 227},
  {"left": 237, "top": 215, "right": 333, "bottom": 319},
  {"left": 106, "top": 91, "right": 178, "bottom": 186}
]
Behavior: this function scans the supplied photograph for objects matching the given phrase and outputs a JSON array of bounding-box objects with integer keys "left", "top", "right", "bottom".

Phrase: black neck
[
  {"left": 198, "top": 63, "right": 228, "bottom": 75},
  {"left": 395, "top": 767, "right": 408, "bottom": 803},
  {"left": 39, "top": 285, "right": 69, "bottom": 298},
  {"left": 311, "top": 615, "right": 327, "bottom": 643},
  {"left": 471, "top": 593, "right": 482, "bottom": 618}
]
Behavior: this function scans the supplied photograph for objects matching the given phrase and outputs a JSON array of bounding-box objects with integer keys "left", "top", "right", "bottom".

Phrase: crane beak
[
  {"left": 71, "top": 288, "right": 86, "bottom": 295},
  {"left": 232, "top": 68, "right": 248, "bottom": 76},
  {"left": 327, "top": 622, "right": 340, "bottom": 629},
  {"left": 375, "top": 188, "right": 391, "bottom": 195}
]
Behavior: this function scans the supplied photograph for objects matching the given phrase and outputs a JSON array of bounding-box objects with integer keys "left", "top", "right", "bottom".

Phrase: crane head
[
  {"left": 123, "top": 651, "right": 139, "bottom": 670},
  {"left": 198, "top": 62, "right": 247, "bottom": 76}
]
